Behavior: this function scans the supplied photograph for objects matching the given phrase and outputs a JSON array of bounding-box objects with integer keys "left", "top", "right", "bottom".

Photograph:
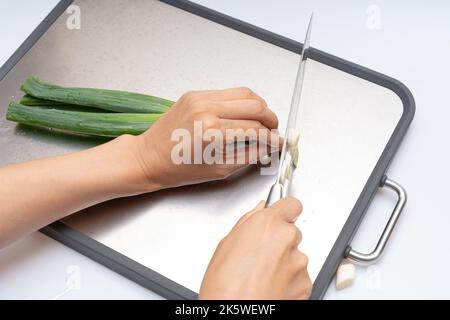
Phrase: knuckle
[
  {"left": 260, "top": 97, "right": 268, "bottom": 108},
  {"left": 180, "top": 91, "right": 192, "bottom": 101},
  {"left": 181, "top": 91, "right": 197, "bottom": 104},
  {"left": 299, "top": 277, "right": 313, "bottom": 299},
  {"left": 216, "top": 236, "right": 228, "bottom": 249},
  {"left": 286, "top": 225, "right": 300, "bottom": 243},
  {"left": 237, "top": 86, "right": 253, "bottom": 97},
  {"left": 305, "top": 277, "right": 313, "bottom": 293},
  {"left": 254, "top": 100, "right": 266, "bottom": 114},
  {"left": 202, "top": 115, "right": 219, "bottom": 129},
  {"left": 291, "top": 249, "right": 309, "bottom": 269},
  {"left": 191, "top": 100, "right": 209, "bottom": 113},
  {"left": 294, "top": 227, "right": 303, "bottom": 244},
  {"left": 294, "top": 251, "right": 313, "bottom": 299},
  {"left": 297, "top": 252, "right": 309, "bottom": 268}
]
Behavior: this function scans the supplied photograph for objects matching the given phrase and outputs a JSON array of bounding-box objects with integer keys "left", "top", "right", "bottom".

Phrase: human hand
[
  {"left": 199, "top": 197, "right": 312, "bottom": 300},
  {"left": 133, "top": 87, "right": 280, "bottom": 190}
]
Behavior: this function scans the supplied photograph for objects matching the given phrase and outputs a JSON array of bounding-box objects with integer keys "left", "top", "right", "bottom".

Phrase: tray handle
[{"left": 346, "top": 177, "right": 407, "bottom": 263}]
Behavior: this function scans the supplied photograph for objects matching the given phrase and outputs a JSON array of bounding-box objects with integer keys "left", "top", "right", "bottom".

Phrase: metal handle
[{"left": 346, "top": 177, "right": 407, "bottom": 263}]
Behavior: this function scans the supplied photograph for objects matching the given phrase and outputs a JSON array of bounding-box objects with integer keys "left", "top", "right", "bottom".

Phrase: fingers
[
  {"left": 233, "top": 200, "right": 266, "bottom": 229},
  {"left": 212, "top": 99, "right": 278, "bottom": 129},
  {"left": 179, "top": 88, "right": 278, "bottom": 130},
  {"left": 182, "top": 87, "right": 267, "bottom": 104},
  {"left": 218, "top": 116, "right": 282, "bottom": 150},
  {"left": 268, "top": 197, "right": 303, "bottom": 223},
  {"left": 220, "top": 119, "right": 266, "bottom": 134},
  {"left": 218, "top": 124, "right": 281, "bottom": 150},
  {"left": 215, "top": 138, "right": 277, "bottom": 170},
  {"left": 179, "top": 88, "right": 281, "bottom": 149}
]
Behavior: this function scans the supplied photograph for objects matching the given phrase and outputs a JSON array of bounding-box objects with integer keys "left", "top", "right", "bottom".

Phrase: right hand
[{"left": 199, "top": 197, "right": 312, "bottom": 300}]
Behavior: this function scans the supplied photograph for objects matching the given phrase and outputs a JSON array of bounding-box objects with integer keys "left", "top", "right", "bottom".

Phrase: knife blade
[{"left": 265, "top": 13, "right": 313, "bottom": 207}]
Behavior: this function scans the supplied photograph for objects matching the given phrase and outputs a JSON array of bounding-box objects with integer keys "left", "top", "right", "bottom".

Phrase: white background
[{"left": 0, "top": 0, "right": 449, "bottom": 299}]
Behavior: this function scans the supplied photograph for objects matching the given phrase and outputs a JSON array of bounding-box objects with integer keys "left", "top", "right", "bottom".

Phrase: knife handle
[{"left": 265, "top": 182, "right": 285, "bottom": 207}]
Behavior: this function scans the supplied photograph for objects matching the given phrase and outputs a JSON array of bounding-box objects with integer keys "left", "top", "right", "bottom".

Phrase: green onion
[
  {"left": 21, "top": 76, "right": 174, "bottom": 113},
  {"left": 19, "top": 94, "right": 109, "bottom": 113},
  {"left": 20, "top": 94, "right": 69, "bottom": 107},
  {"left": 7, "top": 102, "right": 162, "bottom": 137}
]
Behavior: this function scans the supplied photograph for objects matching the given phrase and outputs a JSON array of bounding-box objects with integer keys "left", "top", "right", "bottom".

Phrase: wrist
[{"left": 107, "top": 134, "right": 166, "bottom": 196}]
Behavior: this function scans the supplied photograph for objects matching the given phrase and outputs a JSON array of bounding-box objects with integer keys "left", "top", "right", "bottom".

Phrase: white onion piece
[
  {"left": 336, "top": 260, "right": 356, "bottom": 290},
  {"left": 279, "top": 153, "right": 292, "bottom": 185},
  {"left": 287, "top": 129, "right": 300, "bottom": 150},
  {"left": 291, "top": 146, "right": 299, "bottom": 168}
]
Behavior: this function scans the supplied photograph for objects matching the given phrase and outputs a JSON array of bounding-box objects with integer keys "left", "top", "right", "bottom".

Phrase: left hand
[{"left": 133, "top": 87, "right": 280, "bottom": 191}]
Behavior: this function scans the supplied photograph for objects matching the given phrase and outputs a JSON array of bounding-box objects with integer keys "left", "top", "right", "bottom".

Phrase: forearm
[
  {"left": 0, "top": 134, "right": 159, "bottom": 248},
  {"left": 0, "top": 87, "right": 280, "bottom": 249}
]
